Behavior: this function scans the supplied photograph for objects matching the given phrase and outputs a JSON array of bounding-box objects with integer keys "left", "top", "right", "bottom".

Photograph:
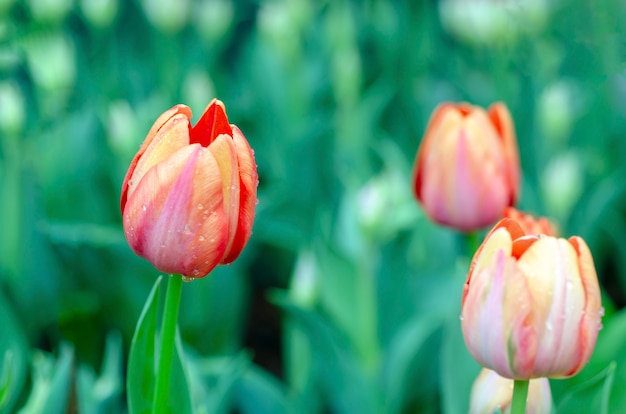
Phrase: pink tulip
[
  {"left": 413, "top": 102, "right": 520, "bottom": 232},
  {"left": 120, "top": 99, "right": 258, "bottom": 277},
  {"left": 461, "top": 219, "right": 603, "bottom": 379}
]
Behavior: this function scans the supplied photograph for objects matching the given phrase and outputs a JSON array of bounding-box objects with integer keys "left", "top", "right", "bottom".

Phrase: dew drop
[
  {"left": 192, "top": 268, "right": 201, "bottom": 276},
  {"left": 459, "top": 315, "right": 464, "bottom": 321},
  {"left": 197, "top": 203, "right": 204, "bottom": 210},
  {"left": 566, "top": 280, "right": 573, "bottom": 290},
  {"left": 198, "top": 235, "right": 205, "bottom": 241},
  {"left": 142, "top": 204, "right": 147, "bottom": 211},
  {"left": 545, "top": 321, "right": 553, "bottom": 331},
  {"left": 209, "top": 237, "right": 215, "bottom": 243},
  {"left": 184, "top": 224, "right": 191, "bottom": 233},
  {"left": 599, "top": 307, "right": 605, "bottom": 317},
  {"left": 182, "top": 276, "right": 195, "bottom": 282},
  {"left": 160, "top": 242, "right": 165, "bottom": 248}
]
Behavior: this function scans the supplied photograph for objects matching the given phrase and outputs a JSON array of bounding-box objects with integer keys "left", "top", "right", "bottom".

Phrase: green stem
[
  {"left": 511, "top": 379, "right": 529, "bottom": 414},
  {"left": 152, "top": 274, "right": 184, "bottom": 413},
  {"left": 464, "top": 231, "right": 481, "bottom": 258}
]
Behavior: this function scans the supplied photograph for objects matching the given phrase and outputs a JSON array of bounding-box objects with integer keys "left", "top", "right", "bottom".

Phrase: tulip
[
  {"left": 503, "top": 207, "right": 557, "bottom": 237},
  {"left": 461, "top": 219, "right": 603, "bottom": 379},
  {"left": 469, "top": 368, "right": 552, "bottom": 414},
  {"left": 412, "top": 102, "right": 520, "bottom": 232},
  {"left": 120, "top": 99, "right": 258, "bottom": 278}
]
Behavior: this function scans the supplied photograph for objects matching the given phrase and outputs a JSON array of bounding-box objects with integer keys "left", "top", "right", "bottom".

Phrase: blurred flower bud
[
  {"left": 412, "top": 102, "right": 520, "bottom": 232},
  {"left": 181, "top": 69, "right": 216, "bottom": 119},
  {"left": 140, "top": 0, "right": 188, "bottom": 33},
  {"left": 537, "top": 81, "right": 579, "bottom": 147},
  {"left": 0, "top": 82, "right": 25, "bottom": 136},
  {"left": 462, "top": 219, "right": 603, "bottom": 379},
  {"left": 121, "top": 100, "right": 258, "bottom": 278},
  {"left": 23, "top": 32, "right": 75, "bottom": 93},
  {"left": 439, "top": 0, "right": 548, "bottom": 47},
  {"left": 541, "top": 152, "right": 583, "bottom": 221},
  {"left": 27, "top": 0, "right": 72, "bottom": 23},
  {"left": 79, "top": 0, "right": 118, "bottom": 28},
  {"left": 193, "top": 0, "right": 233, "bottom": 42},
  {"left": 470, "top": 368, "right": 552, "bottom": 414}
]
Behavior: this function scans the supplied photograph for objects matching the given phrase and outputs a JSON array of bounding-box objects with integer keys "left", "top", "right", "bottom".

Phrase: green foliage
[{"left": 2, "top": 0, "right": 626, "bottom": 412}]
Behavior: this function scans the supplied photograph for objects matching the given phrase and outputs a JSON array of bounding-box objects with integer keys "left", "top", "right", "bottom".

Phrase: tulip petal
[
  {"left": 123, "top": 112, "right": 193, "bottom": 214},
  {"left": 413, "top": 103, "right": 461, "bottom": 201},
  {"left": 206, "top": 133, "right": 240, "bottom": 260},
  {"left": 516, "top": 238, "right": 585, "bottom": 377},
  {"left": 462, "top": 247, "right": 536, "bottom": 379},
  {"left": 221, "top": 125, "right": 258, "bottom": 264},
  {"left": 488, "top": 103, "right": 520, "bottom": 205},
  {"left": 568, "top": 236, "right": 603, "bottom": 376},
  {"left": 121, "top": 105, "right": 192, "bottom": 211},
  {"left": 123, "top": 145, "right": 228, "bottom": 277},
  {"left": 190, "top": 99, "right": 232, "bottom": 147}
]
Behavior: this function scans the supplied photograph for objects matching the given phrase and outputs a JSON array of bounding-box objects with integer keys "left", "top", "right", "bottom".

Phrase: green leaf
[
  {"left": 126, "top": 276, "right": 193, "bottom": 414},
  {"left": 77, "top": 331, "right": 124, "bottom": 413},
  {"left": 18, "top": 343, "right": 74, "bottom": 414},
  {"left": 439, "top": 310, "right": 481, "bottom": 414},
  {"left": 270, "top": 291, "right": 381, "bottom": 414},
  {"left": 555, "top": 361, "right": 616, "bottom": 414},
  {"left": 127, "top": 276, "right": 161, "bottom": 414},
  {"left": 234, "top": 365, "right": 294, "bottom": 414},
  {"left": 0, "top": 290, "right": 28, "bottom": 413},
  {"left": 186, "top": 352, "right": 251, "bottom": 414},
  {"left": 382, "top": 315, "right": 442, "bottom": 414}
]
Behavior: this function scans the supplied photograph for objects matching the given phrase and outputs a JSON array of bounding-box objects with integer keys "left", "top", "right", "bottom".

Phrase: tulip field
[{"left": 2, "top": 1, "right": 626, "bottom": 413}]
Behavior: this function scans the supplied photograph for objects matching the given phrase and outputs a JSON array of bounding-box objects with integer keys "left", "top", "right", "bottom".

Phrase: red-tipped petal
[
  {"left": 191, "top": 99, "right": 232, "bottom": 147},
  {"left": 221, "top": 125, "right": 258, "bottom": 264},
  {"left": 207, "top": 133, "right": 240, "bottom": 259}
]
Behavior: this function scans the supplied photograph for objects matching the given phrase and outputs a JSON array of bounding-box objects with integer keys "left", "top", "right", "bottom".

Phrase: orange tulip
[
  {"left": 413, "top": 102, "right": 520, "bottom": 232},
  {"left": 461, "top": 219, "right": 603, "bottom": 379},
  {"left": 120, "top": 99, "right": 258, "bottom": 278},
  {"left": 469, "top": 368, "right": 552, "bottom": 414},
  {"left": 503, "top": 207, "right": 557, "bottom": 237}
]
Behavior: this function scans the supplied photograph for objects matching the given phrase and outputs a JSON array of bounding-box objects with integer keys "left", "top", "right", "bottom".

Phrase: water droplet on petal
[
  {"left": 545, "top": 321, "right": 553, "bottom": 331},
  {"left": 160, "top": 242, "right": 165, "bottom": 248},
  {"left": 182, "top": 276, "right": 195, "bottom": 282},
  {"left": 197, "top": 203, "right": 204, "bottom": 210},
  {"left": 142, "top": 204, "right": 147, "bottom": 211},
  {"left": 192, "top": 269, "right": 201, "bottom": 276},
  {"left": 599, "top": 307, "right": 605, "bottom": 317},
  {"left": 459, "top": 315, "right": 464, "bottom": 321},
  {"left": 184, "top": 224, "right": 191, "bottom": 233},
  {"left": 198, "top": 235, "right": 205, "bottom": 241},
  {"left": 566, "top": 280, "right": 573, "bottom": 289}
]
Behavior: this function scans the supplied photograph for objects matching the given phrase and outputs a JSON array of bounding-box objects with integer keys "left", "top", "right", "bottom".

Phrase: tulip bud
[
  {"left": 120, "top": 100, "right": 258, "bottom": 278},
  {"left": 461, "top": 219, "right": 603, "bottom": 379},
  {"left": 503, "top": 207, "right": 557, "bottom": 237},
  {"left": 413, "top": 103, "right": 520, "bottom": 232},
  {"left": 469, "top": 368, "right": 552, "bottom": 414}
]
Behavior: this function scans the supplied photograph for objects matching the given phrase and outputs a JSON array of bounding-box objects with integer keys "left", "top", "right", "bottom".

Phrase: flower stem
[
  {"left": 511, "top": 379, "right": 529, "bottom": 414},
  {"left": 464, "top": 231, "right": 481, "bottom": 257},
  {"left": 152, "top": 274, "right": 184, "bottom": 413}
]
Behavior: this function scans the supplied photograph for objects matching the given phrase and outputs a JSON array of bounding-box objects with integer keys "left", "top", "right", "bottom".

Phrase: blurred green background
[{"left": 2, "top": 0, "right": 626, "bottom": 412}]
